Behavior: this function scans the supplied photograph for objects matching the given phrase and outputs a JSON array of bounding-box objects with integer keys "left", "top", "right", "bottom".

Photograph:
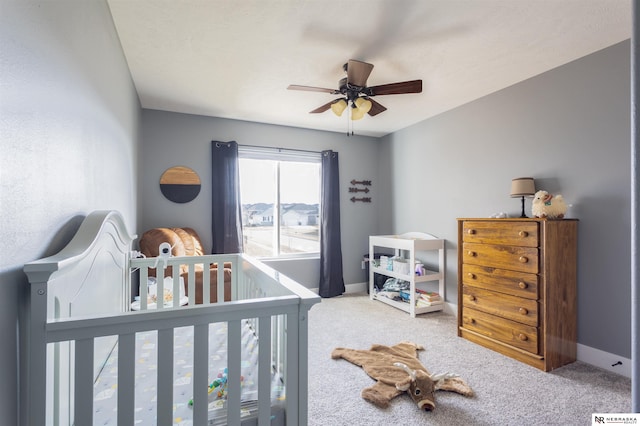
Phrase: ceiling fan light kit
[
  {"left": 351, "top": 106, "right": 365, "bottom": 121},
  {"left": 354, "top": 97, "right": 372, "bottom": 114},
  {"left": 288, "top": 59, "right": 422, "bottom": 121},
  {"left": 330, "top": 99, "right": 348, "bottom": 116}
]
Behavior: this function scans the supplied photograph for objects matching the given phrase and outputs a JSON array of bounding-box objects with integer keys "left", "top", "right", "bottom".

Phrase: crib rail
[
  {"left": 130, "top": 253, "right": 315, "bottom": 384},
  {"left": 130, "top": 254, "right": 237, "bottom": 308},
  {"left": 48, "top": 296, "right": 301, "bottom": 425},
  {"left": 23, "top": 251, "right": 320, "bottom": 426}
]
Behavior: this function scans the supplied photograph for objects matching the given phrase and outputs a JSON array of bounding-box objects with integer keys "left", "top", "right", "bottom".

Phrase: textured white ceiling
[{"left": 107, "top": 0, "right": 631, "bottom": 137}]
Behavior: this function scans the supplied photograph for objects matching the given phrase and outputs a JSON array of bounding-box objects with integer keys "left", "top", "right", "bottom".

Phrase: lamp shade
[
  {"left": 354, "top": 97, "right": 372, "bottom": 114},
  {"left": 351, "top": 107, "right": 365, "bottom": 121},
  {"left": 510, "top": 177, "right": 536, "bottom": 197},
  {"left": 331, "top": 99, "right": 348, "bottom": 117}
]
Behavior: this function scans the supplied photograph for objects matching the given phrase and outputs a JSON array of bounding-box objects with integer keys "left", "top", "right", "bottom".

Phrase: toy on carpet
[
  {"left": 188, "top": 368, "right": 244, "bottom": 407},
  {"left": 331, "top": 341, "right": 473, "bottom": 411},
  {"left": 531, "top": 190, "right": 567, "bottom": 219}
]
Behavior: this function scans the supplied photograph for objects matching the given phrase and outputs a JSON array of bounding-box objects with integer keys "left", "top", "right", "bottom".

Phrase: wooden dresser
[{"left": 457, "top": 218, "right": 578, "bottom": 371}]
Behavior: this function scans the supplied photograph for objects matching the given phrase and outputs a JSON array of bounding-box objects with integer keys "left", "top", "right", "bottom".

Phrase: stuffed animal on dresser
[
  {"left": 531, "top": 190, "right": 567, "bottom": 219},
  {"left": 331, "top": 341, "right": 473, "bottom": 411}
]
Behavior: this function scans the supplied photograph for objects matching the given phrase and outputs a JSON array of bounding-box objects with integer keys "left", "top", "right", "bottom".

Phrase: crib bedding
[{"left": 93, "top": 319, "right": 285, "bottom": 425}]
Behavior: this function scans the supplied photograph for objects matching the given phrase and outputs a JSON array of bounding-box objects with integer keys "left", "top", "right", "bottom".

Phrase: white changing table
[{"left": 369, "top": 232, "right": 445, "bottom": 317}]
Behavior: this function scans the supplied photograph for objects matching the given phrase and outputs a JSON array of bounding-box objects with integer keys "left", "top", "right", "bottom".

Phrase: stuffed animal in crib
[
  {"left": 331, "top": 341, "right": 473, "bottom": 411},
  {"left": 208, "top": 368, "right": 229, "bottom": 398},
  {"left": 188, "top": 368, "right": 244, "bottom": 407},
  {"left": 531, "top": 190, "right": 567, "bottom": 219}
]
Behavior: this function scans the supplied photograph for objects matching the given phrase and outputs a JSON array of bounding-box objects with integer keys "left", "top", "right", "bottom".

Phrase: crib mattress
[{"left": 92, "top": 320, "right": 285, "bottom": 425}]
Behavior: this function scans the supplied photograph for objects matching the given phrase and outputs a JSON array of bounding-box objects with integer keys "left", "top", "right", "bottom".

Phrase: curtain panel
[
  {"left": 211, "top": 141, "right": 243, "bottom": 254},
  {"left": 319, "top": 150, "right": 345, "bottom": 297}
]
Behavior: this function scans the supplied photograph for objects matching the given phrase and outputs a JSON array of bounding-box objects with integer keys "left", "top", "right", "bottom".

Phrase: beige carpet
[{"left": 307, "top": 293, "right": 631, "bottom": 426}]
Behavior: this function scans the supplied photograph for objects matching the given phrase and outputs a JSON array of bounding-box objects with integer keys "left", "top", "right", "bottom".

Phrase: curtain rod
[{"left": 238, "top": 143, "right": 321, "bottom": 155}]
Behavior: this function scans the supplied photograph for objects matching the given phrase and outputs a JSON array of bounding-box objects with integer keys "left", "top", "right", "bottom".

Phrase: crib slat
[
  {"left": 140, "top": 266, "right": 149, "bottom": 310},
  {"left": 117, "top": 333, "right": 135, "bottom": 424},
  {"left": 188, "top": 263, "right": 196, "bottom": 305},
  {"left": 192, "top": 324, "right": 209, "bottom": 424},
  {"left": 157, "top": 266, "right": 165, "bottom": 310},
  {"left": 74, "top": 338, "right": 94, "bottom": 425},
  {"left": 157, "top": 328, "right": 174, "bottom": 424},
  {"left": 230, "top": 258, "right": 237, "bottom": 300},
  {"left": 202, "top": 260, "right": 210, "bottom": 304},
  {"left": 217, "top": 264, "right": 225, "bottom": 303},
  {"left": 258, "top": 316, "right": 272, "bottom": 426},
  {"left": 227, "top": 320, "right": 242, "bottom": 425},
  {"left": 297, "top": 307, "right": 312, "bottom": 426},
  {"left": 286, "top": 312, "right": 300, "bottom": 424},
  {"left": 275, "top": 315, "right": 285, "bottom": 377},
  {"left": 172, "top": 267, "right": 181, "bottom": 308}
]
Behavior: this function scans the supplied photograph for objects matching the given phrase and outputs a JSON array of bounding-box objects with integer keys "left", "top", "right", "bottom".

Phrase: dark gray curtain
[
  {"left": 211, "top": 141, "right": 243, "bottom": 254},
  {"left": 318, "top": 150, "right": 345, "bottom": 297}
]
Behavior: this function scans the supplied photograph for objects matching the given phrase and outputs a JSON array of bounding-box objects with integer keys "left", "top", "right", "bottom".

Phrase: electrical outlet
[{"left": 361, "top": 260, "right": 366, "bottom": 269}]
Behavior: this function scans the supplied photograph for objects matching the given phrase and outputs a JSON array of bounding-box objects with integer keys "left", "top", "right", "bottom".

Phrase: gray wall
[
  {"left": 0, "top": 1, "right": 140, "bottom": 423},
  {"left": 139, "top": 110, "right": 380, "bottom": 287},
  {"left": 379, "top": 40, "right": 631, "bottom": 358}
]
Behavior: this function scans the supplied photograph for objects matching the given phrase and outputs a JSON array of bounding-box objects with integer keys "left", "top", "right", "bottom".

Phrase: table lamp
[{"left": 510, "top": 177, "right": 536, "bottom": 218}]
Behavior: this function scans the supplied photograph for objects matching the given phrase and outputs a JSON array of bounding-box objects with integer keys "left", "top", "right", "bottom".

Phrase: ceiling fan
[{"left": 287, "top": 59, "right": 422, "bottom": 120}]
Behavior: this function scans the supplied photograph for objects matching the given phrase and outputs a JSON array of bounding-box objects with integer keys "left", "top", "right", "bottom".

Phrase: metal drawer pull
[
  {"left": 518, "top": 281, "right": 527, "bottom": 289},
  {"left": 519, "top": 231, "right": 528, "bottom": 237},
  {"left": 518, "top": 334, "right": 528, "bottom": 341},
  {"left": 519, "top": 256, "right": 528, "bottom": 263},
  {"left": 467, "top": 229, "right": 476, "bottom": 235},
  {"left": 519, "top": 307, "right": 528, "bottom": 315}
]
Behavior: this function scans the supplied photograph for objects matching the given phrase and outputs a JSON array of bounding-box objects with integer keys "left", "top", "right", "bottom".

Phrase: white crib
[{"left": 20, "top": 210, "right": 320, "bottom": 425}]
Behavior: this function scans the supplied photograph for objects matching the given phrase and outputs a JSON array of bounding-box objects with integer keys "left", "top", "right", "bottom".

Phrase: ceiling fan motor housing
[{"left": 338, "top": 77, "right": 367, "bottom": 102}]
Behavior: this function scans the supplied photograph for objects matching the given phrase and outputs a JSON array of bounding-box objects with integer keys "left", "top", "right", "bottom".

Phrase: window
[{"left": 238, "top": 146, "right": 321, "bottom": 258}]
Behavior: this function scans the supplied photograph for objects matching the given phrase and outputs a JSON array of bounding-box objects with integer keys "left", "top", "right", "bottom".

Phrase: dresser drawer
[
  {"left": 462, "top": 221, "right": 539, "bottom": 247},
  {"left": 462, "top": 286, "right": 538, "bottom": 326},
  {"left": 461, "top": 264, "right": 538, "bottom": 299},
  {"left": 461, "top": 307, "right": 539, "bottom": 354},
  {"left": 462, "top": 242, "right": 538, "bottom": 274}
]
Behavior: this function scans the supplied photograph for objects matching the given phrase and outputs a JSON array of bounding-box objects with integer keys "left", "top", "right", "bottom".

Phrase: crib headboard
[
  {"left": 24, "top": 210, "right": 136, "bottom": 319},
  {"left": 21, "top": 210, "right": 136, "bottom": 426}
]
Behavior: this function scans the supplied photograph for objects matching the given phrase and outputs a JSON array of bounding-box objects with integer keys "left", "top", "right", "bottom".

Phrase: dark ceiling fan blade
[
  {"left": 346, "top": 60, "right": 374, "bottom": 87},
  {"left": 367, "top": 98, "right": 387, "bottom": 116},
  {"left": 287, "top": 84, "right": 338, "bottom": 94},
  {"left": 368, "top": 79, "right": 422, "bottom": 96},
  {"left": 309, "top": 100, "right": 336, "bottom": 114}
]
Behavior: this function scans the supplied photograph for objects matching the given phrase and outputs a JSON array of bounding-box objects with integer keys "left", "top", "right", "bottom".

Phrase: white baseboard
[
  {"left": 345, "top": 281, "right": 368, "bottom": 293},
  {"left": 311, "top": 285, "right": 630, "bottom": 377},
  {"left": 577, "top": 343, "right": 631, "bottom": 378},
  {"left": 308, "top": 282, "right": 367, "bottom": 295}
]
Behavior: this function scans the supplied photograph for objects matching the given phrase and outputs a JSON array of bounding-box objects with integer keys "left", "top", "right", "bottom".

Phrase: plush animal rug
[{"left": 331, "top": 341, "right": 473, "bottom": 411}]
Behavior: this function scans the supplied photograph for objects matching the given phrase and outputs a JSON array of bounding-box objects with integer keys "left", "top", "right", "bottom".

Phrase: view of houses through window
[{"left": 238, "top": 151, "right": 321, "bottom": 258}]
